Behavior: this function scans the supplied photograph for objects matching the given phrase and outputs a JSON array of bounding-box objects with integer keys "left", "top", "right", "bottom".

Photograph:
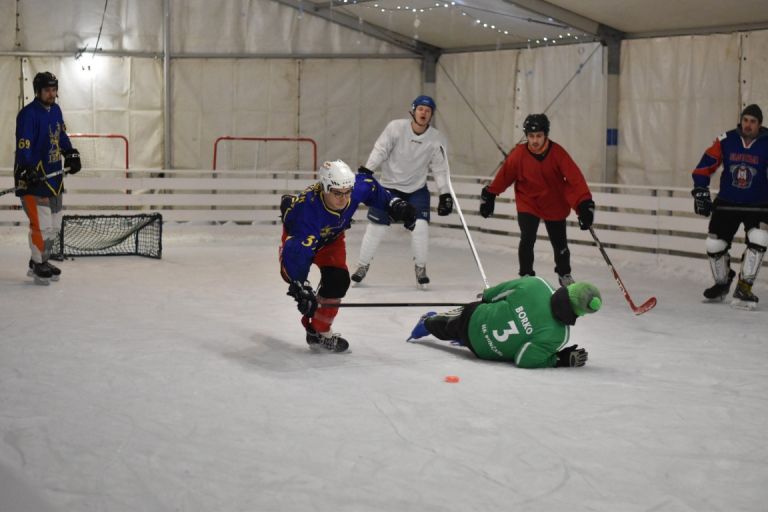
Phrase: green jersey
[{"left": 467, "top": 276, "right": 570, "bottom": 368}]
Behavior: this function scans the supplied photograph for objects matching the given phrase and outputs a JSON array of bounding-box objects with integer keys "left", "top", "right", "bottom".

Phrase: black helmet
[
  {"left": 523, "top": 113, "right": 550, "bottom": 135},
  {"left": 33, "top": 72, "right": 58, "bottom": 94}
]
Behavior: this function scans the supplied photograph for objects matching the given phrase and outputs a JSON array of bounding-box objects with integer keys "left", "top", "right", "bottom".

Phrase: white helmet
[{"left": 319, "top": 160, "right": 355, "bottom": 193}]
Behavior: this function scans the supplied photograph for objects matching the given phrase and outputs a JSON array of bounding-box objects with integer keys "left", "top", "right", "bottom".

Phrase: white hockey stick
[{"left": 445, "top": 165, "right": 489, "bottom": 289}]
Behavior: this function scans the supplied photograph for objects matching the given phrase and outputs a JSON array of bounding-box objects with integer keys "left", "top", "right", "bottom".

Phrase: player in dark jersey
[
  {"left": 280, "top": 160, "right": 416, "bottom": 352},
  {"left": 691, "top": 104, "right": 768, "bottom": 310},
  {"left": 14, "top": 71, "right": 81, "bottom": 285}
]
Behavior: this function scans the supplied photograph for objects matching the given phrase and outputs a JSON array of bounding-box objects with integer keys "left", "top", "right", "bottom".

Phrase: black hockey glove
[
  {"left": 555, "top": 344, "right": 588, "bottom": 367},
  {"left": 14, "top": 165, "right": 41, "bottom": 187},
  {"left": 358, "top": 166, "right": 374, "bottom": 175},
  {"left": 437, "top": 193, "right": 453, "bottom": 216},
  {"left": 287, "top": 280, "right": 318, "bottom": 317},
  {"left": 388, "top": 198, "right": 417, "bottom": 231},
  {"left": 691, "top": 187, "right": 712, "bottom": 217},
  {"left": 479, "top": 186, "right": 496, "bottom": 218},
  {"left": 577, "top": 199, "right": 595, "bottom": 230},
  {"left": 62, "top": 148, "right": 81, "bottom": 174}
]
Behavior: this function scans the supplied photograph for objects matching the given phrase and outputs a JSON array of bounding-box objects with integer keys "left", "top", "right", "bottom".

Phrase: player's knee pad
[
  {"left": 318, "top": 266, "right": 350, "bottom": 298},
  {"left": 746, "top": 228, "right": 768, "bottom": 251},
  {"left": 706, "top": 236, "right": 731, "bottom": 283},
  {"left": 740, "top": 229, "right": 767, "bottom": 283},
  {"left": 705, "top": 236, "right": 729, "bottom": 256}
]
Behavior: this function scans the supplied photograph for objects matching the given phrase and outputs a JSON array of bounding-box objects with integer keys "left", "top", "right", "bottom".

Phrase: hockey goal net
[
  {"left": 212, "top": 136, "right": 318, "bottom": 171},
  {"left": 52, "top": 213, "right": 162, "bottom": 259},
  {"left": 69, "top": 133, "right": 129, "bottom": 174}
]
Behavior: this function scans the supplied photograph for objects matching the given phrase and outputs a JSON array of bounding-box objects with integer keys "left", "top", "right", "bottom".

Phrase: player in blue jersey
[
  {"left": 691, "top": 104, "right": 768, "bottom": 309},
  {"left": 280, "top": 160, "right": 417, "bottom": 352},
  {"left": 14, "top": 71, "right": 81, "bottom": 285}
]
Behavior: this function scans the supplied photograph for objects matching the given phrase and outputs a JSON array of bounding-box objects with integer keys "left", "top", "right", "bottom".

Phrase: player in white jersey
[{"left": 351, "top": 95, "right": 452, "bottom": 288}]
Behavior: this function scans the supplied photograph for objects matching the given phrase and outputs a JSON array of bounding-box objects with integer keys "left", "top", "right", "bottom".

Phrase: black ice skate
[
  {"left": 558, "top": 274, "right": 575, "bottom": 287},
  {"left": 415, "top": 265, "right": 430, "bottom": 289},
  {"left": 731, "top": 278, "right": 758, "bottom": 311},
  {"left": 703, "top": 269, "right": 735, "bottom": 301},
  {"left": 26, "top": 260, "right": 52, "bottom": 285},
  {"left": 303, "top": 321, "right": 349, "bottom": 352},
  {"left": 351, "top": 264, "right": 369, "bottom": 283},
  {"left": 43, "top": 260, "right": 61, "bottom": 281}
]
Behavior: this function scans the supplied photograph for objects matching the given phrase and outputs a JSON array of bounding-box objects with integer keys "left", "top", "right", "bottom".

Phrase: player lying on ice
[
  {"left": 407, "top": 276, "right": 601, "bottom": 368},
  {"left": 280, "top": 160, "right": 417, "bottom": 353}
]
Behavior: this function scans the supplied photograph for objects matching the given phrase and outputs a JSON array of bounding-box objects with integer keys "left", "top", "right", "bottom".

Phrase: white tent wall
[
  {"left": 12, "top": 0, "right": 163, "bottom": 52},
  {"left": 740, "top": 30, "right": 768, "bottom": 119},
  {"left": 0, "top": 58, "right": 19, "bottom": 170},
  {"left": 171, "top": 59, "right": 301, "bottom": 171},
  {"left": 299, "top": 59, "right": 422, "bottom": 169},
  {"left": 437, "top": 42, "right": 605, "bottom": 181},
  {"left": 170, "top": 0, "right": 411, "bottom": 55},
  {"left": 618, "top": 31, "right": 768, "bottom": 187},
  {"left": 437, "top": 50, "right": 520, "bottom": 178}
]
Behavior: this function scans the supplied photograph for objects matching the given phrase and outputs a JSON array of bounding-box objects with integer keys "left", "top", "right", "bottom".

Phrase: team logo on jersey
[
  {"left": 729, "top": 163, "right": 756, "bottom": 189},
  {"left": 47, "top": 123, "right": 62, "bottom": 164}
]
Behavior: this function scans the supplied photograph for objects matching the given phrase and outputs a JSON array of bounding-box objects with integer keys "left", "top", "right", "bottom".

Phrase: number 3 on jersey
[{"left": 492, "top": 320, "right": 519, "bottom": 342}]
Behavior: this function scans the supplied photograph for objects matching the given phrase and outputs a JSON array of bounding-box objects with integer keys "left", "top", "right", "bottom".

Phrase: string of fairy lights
[{"left": 327, "top": 0, "right": 592, "bottom": 45}]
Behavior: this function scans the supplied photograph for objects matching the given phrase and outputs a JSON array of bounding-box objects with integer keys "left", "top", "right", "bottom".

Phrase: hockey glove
[
  {"left": 555, "top": 344, "right": 588, "bottom": 367},
  {"left": 14, "top": 165, "right": 41, "bottom": 187},
  {"left": 437, "top": 193, "right": 453, "bottom": 216},
  {"left": 577, "top": 199, "right": 595, "bottom": 230},
  {"left": 63, "top": 148, "right": 81, "bottom": 174},
  {"left": 287, "top": 280, "right": 318, "bottom": 317},
  {"left": 358, "top": 166, "right": 374, "bottom": 175},
  {"left": 388, "top": 198, "right": 417, "bottom": 231},
  {"left": 479, "top": 186, "right": 496, "bottom": 218},
  {"left": 691, "top": 187, "right": 712, "bottom": 217}
]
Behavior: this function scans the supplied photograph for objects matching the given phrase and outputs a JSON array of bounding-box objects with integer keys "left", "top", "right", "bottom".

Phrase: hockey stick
[
  {"left": 445, "top": 162, "right": 490, "bottom": 289},
  {"left": 0, "top": 168, "right": 72, "bottom": 197},
  {"left": 338, "top": 302, "right": 466, "bottom": 308},
  {"left": 588, "top": 227, "right": 657, "bottom": 315},
  {"left": 714, "top": 205, "right": 768, "bottom": 212}
]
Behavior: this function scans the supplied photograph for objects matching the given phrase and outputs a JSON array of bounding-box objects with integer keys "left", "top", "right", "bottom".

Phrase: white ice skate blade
[
  {"left": 417, "top": 283, "right": 429, "bottom": 291},
  {"left": 730, "top": 299, "right": 758, "bottom": 311},
  {"left": 702, "top": 296, "right": 726, "bottom": 304}
]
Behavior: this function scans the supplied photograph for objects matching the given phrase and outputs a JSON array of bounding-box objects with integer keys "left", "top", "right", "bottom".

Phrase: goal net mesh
[{"left": 52, "top": 213, "right": 162, "bottom": 259}]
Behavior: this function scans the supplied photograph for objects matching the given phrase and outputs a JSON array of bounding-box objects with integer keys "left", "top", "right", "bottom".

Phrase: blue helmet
[{"left": 411, "top": 95, "right": 436, "bottom": 113}]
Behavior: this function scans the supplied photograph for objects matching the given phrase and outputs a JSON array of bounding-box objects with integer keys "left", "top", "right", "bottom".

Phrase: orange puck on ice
[{"left": 444, "top": 375, "right": 460, "bottom": 383}]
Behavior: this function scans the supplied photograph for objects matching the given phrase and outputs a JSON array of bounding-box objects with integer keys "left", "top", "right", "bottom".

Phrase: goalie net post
[
  {"left": 212, "top": 136, "right": 318, "bottom": 172},
  {"left": 69, "top": 133, "right": 129, "bottom": 175}
]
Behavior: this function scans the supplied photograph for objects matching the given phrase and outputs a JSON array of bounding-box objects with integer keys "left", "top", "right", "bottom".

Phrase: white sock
[
  {"left": 412, "top": 219, "right": 429, "bottom": 267},
  {"left": 357, "top": 222, "right": 388, "bottom": 266}
]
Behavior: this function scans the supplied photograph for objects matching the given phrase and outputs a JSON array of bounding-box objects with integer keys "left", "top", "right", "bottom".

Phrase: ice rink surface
[{"left": 1, "top": 223, "right": 767, "bottom": 511}]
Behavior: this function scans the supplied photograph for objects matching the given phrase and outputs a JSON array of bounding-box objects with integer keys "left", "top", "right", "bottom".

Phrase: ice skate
[
  {"left": 703, "top": 269, "right": 735, "bottom": 302},
  {"left": 731, "top": 278, "right": 758, "bottom": 311},
  {"left": 303, "top": 318, "right": 349, "bottom": 352},
  {"left": 43, "top": 261, "right": 61, "bottom": 281},
  {"left": 351, "top": 263, "right": 369, "bottom": 284},
  {"left": 26, "top": 261, "right": 52, "bottom": 286},
  {"left": 558, "top": 274, "right": 575, "bottom": 287},
  {"left": 415, "top": 265, "right": 430, "bottom": 289},
  {"left": 407, "top": 311, "right": 436, "bottom": 341}
]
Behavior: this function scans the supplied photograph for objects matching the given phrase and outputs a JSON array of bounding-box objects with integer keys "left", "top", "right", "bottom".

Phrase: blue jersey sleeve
[
  {"left": 281, "top": 198, "right": 323, "bottom": 282},
  {"left": 352, "top": 173, "right": 393, "bottom": 211},
  {"left": 15, "top": 107, "right": 39, "bottom": 170}
]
